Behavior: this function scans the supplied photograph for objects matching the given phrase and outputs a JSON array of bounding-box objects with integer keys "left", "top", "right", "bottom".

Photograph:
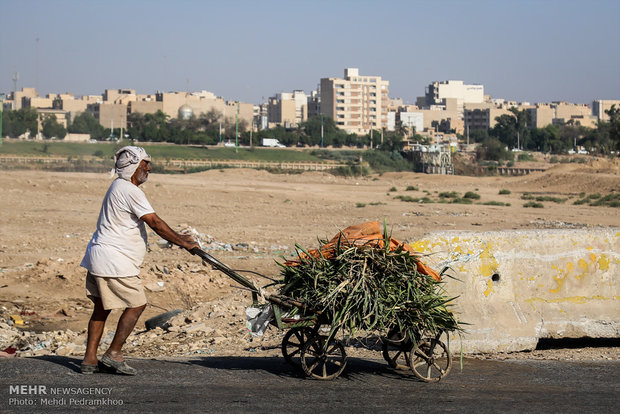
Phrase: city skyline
[{"left": 1, "top": 0, "right": 619, "bottom": 105}]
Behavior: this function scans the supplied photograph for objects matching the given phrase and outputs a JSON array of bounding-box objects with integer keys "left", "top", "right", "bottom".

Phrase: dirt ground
[{"left": 0, "top": 156, "right": 619, "bottom": 361}]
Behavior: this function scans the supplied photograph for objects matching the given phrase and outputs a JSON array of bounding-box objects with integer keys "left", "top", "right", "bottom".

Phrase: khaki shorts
[{"left": 86, "top": 272, "right": 147, "bottom": 310}]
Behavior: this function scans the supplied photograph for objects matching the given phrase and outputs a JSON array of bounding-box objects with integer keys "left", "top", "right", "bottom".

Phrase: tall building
[
  {"left": 267, "top": 90, "right": 308, "bottom": 127},
  {"left": 424, "top": 80, "right": 484, "bottom": 118},
  {"left": 320, "top": 68, "right": 389, "bottom": 135}
]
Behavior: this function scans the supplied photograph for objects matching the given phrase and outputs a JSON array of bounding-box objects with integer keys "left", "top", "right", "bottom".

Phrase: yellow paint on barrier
[
  {"left": 525, "top": 295, "right": 612, "bottom": 305},
  {"left": 409, "top": 240, "right": 431, "bottom": 253},
  {"left": 484, "top": 279, "right": 494, "bottom": 297},
  {"left": 598, "top": 255, "right": 610, "bottom": 271},
  {"left": 575, "top": 258, "right": 588, "bottom": 280}
]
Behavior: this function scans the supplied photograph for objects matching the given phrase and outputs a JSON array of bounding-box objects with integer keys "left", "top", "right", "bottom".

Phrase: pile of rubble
[{"left": 0, "top": 292, "right": 287, "bottom": 360}]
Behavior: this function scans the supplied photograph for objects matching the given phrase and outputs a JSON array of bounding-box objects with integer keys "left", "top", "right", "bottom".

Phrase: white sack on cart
[{"left": 245, "top": 304, "right": 273, "bottom": 337}]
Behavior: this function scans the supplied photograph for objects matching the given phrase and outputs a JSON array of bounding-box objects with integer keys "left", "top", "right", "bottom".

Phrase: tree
[
  {"left": 476, "top": 137, "right": 514, "bottom": 162},
  {"left": 41, "top": 114, "right": 67, "bottom": 139},
  {"left": 2, "top": 108, "right": 38, "bottom": 138},
  {"left": 605, "top": 105, "right": 620, "bottom": 155},
  {"left": 69, "top": 111, "right": 106, "bottom": 140}
]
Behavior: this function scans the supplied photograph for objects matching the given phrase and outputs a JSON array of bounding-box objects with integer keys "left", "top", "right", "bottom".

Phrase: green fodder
[{"left": 278, "top": 240, "right": 461, "bottom": 341}]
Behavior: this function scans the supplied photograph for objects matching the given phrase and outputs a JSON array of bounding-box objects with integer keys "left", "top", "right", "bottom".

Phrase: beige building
[
  {"left": 425, "top": 80, "right": 484, "bottom": 118},
  {"left": 130, "top": 91, "right": 253, "bottom": 129},
  {"left": 528, "top": 102, "right": 593, "bottom": 128},
  {"left": 592, "top": 99, "right": 620, "bottom": 121},
  {"left": 320, "top": 68, "right": 389, "bottom": 135},
  {"left": 268, "top": 90, "right": 308, "bottom": 128}
]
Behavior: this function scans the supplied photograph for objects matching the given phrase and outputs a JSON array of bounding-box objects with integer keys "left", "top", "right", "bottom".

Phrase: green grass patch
[
  {"left": 389, "top": 186, "right": 398, "bottom": 192},
  {"left": 481, "top": 201, "right": 511, "bottom": 206},
  {"left": 521, "top": 193, "right": 566, "bottom": 203},
  {"left": 499, "top": 189, "right": 511, "bottom": 195},
  {"left": 355, "top": 203, "right": 366, "bottom": 208},
  {"left": 523, "top": 201, "right": 544, "bottom": 208},
  {"left": 405, "top": 185, "right": 419, "bottom": 191},
  {"left": 0, "top": 140, "right": 325, "bottom": 162}
]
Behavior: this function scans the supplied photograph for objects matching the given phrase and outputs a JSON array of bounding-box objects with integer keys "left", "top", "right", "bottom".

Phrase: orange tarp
[{"left": 284, "top": 221, "right": 441, "bottom": 281}]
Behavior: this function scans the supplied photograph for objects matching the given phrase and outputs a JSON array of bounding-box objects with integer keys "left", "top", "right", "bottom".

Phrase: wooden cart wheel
[
  {"left": 409, "top": 338, "right": 451, "bottom": 382},
  {"left": 300, "top": 335, "right": 347, "bottom": 380},
  {"left": 281, "top": 327, "right": 313, "bottom": 369},
  {"left": 382, "top": 341, "right": 411, "bottom": 371}
]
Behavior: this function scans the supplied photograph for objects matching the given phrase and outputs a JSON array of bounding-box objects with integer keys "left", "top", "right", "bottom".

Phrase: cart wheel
[
  {"left": 409, "top": 338, "right": 451, "bottom": 382},
  {"left": 281, "top": 327, "right": 313, "bottom": 369},
  {"left": 300, "top": 335, "right": 347, "bottom": 380},
  {"left": 382, "top": 341, "right": 411, "bottom": 371}
]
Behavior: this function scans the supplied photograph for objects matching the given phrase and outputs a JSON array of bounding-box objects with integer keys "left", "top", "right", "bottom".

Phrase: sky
[{"left": 1, "top": 0, "right": 619, "bottom": 105}]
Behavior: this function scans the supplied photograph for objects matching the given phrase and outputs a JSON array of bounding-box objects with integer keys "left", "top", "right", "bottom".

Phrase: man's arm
[{"left": 141, "top": 213, "right": 200, "bottom": 251}]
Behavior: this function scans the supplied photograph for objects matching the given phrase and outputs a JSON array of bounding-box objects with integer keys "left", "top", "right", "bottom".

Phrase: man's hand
[{"left": 141, "top": 213, "right": 200, "bottom": 251}]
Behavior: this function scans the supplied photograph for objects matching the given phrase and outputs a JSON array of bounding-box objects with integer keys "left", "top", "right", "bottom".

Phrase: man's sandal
[
  {"left": 100, "top": 354, "right": 137, "bottom": 375},
  {"left": 80, "top": 363, "right": 100, "bottom": 374}
]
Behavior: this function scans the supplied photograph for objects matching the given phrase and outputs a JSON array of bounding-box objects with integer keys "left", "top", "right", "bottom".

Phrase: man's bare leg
[
  {"left": 104, "top": 304, "right": 146, "bottom": 361},
  {"left": 82, "top": 297, "right": 111, "bottom": 366}
]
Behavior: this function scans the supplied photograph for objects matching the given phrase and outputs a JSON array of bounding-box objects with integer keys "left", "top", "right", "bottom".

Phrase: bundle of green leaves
[{"left": 277, "top": 238, "right": 461, "bottom": 341}]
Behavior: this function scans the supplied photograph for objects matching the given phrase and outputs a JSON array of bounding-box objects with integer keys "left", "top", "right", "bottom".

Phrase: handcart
[{"left": 191, "top": 247, "right": 452, "bottom": 382}]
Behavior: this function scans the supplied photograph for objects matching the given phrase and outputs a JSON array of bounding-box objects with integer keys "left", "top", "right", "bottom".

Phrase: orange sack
[{"left": 284, "top": 221, "right": 441, "bottom": 281}]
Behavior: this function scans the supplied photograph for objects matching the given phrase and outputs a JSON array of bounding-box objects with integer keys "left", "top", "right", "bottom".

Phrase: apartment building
[
  {"left": 320, "top": 68, "right": 389, "bottom": 135},
  {"left": 267, "top": 90, "right": 308, "bottom": 128},
  {"left": 592, "top": 99, "right": 620, "bottom": 121},
  {"left": 424, "top": 80, "right": 484, "bottom": 117},
  {"left": 528, "top": 102, "right": 594, "bottom": 128},
  {"left": 130, "top": 91, "right": 254, "bottom": 128}
]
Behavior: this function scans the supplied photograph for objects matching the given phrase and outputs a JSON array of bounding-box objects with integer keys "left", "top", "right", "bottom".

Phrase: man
[{"left": 80, "top": 146, "right": 199, "bottom": 375}]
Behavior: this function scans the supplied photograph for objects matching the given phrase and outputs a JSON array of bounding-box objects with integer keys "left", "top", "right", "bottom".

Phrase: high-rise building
[
  {"left": 320, "top": 68, "right": 389, "bottom": 135},
  {"left": 267, "top": 90, "right": 308, "bottom": 128},
  {"left": 424, "top": 80, "right": 484, "bottom": 118}
]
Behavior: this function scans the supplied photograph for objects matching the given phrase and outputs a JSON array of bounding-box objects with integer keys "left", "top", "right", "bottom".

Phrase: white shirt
[{"left": 80, "top": 178, "right": 155, "bottom": 277}]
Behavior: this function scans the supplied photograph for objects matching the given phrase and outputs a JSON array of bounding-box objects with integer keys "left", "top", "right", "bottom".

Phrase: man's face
[{"left": 132, "top": 160, "right": 151, "bottom": 185}]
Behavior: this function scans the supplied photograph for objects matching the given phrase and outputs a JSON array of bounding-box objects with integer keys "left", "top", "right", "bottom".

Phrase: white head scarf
[{"left": 110, "top": 146, "right": 152, "bottom": 181}]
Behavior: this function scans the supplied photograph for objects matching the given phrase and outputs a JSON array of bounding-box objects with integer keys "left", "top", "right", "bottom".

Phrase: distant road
[{"left": 1, "top": 356, "right": 618, "bottom": 413}]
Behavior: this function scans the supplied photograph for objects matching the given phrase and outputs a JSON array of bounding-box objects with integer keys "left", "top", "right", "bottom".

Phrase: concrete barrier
[{"left": 410, "top": 229, "right": 620, "bottom": 353}]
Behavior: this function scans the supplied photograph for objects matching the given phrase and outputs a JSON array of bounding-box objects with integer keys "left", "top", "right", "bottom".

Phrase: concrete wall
[{"left": 410, "top": 229, "right": 619, "bottom": 353}]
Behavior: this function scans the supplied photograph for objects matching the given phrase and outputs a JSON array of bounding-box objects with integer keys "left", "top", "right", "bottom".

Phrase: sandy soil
[{"left": 0, "top": 157, "right": 619, "bottom": 360}]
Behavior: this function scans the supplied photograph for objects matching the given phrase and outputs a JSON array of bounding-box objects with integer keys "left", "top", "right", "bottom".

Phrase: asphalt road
[{"left": 1, "top": 356, "right": 618, "bottom": 413}]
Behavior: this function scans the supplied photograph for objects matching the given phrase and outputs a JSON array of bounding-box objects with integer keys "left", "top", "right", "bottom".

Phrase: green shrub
[
  {"left": 389, "top": 186, "right": 397, "bottom": 192},
  {"left": 405, "top": 185, "right": 419, "bottom": 191},
  {"left": 517, "top": 153, "right": 535, "bottom": 162},
  {"left": 356, "top": 203, "right": 366, "bottom": 208},
  {"left": 464, "top": 191, "right": 481, "bottom": 200},
  {"left": 549, "top": 156, "right": 559, "bottom": 163},
  {"left": 481, "top": 201, "right": 510, "bottom": 206},
  {"left": 499, "top": 189, "right": 511, "bottom": 195},
  {"left": 438, "top": 191, "right": 459, "bottom": 199},
  {"left": 523, "top": 201, "right": 544, "bottom": 208}
]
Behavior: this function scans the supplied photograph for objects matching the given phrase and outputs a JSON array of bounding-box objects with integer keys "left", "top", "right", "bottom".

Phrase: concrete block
[{"left": 411, "top": 229, "right": 620, "bottom": 353}]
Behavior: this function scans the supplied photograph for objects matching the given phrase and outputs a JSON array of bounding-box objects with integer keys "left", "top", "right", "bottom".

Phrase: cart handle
[{"left": 190, "top": 247, "right": 259, "bottom": 300}]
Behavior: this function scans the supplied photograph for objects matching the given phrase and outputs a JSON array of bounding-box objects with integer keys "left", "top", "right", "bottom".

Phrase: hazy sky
[{"left": 1, "top": 0, "right": 619, "bottom": 105}]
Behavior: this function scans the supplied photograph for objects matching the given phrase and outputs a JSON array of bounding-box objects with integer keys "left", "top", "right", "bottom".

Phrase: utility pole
[
  {"left": 0, "top": 93, "right": 4, "bottom": 145},
  {"left": 235, "top": 101, "right": 239, "bottom": 153},
  {"left": 320, "top": 114, "right": 324, "bottom": 148}
]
